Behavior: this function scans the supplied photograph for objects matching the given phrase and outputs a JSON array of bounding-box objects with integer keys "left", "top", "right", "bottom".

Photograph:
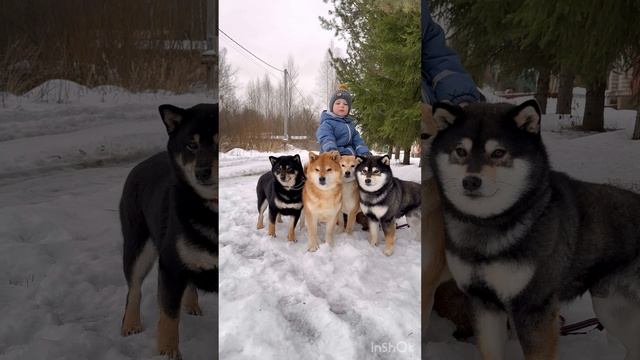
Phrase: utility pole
[{"left": 284, "top": 69, "right": 289, "bottom": 141}]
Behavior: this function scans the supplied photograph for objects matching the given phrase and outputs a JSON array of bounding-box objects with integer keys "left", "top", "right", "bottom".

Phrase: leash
[{"left": 560, "top": 317, "right": 603, "bottom": 336}]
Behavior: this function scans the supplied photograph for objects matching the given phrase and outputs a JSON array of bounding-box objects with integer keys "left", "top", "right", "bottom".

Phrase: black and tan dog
[
  {"left": 355, "top": 155, "right": 421, "bottom": 256},
  {"left": 431, "top": 100, "right": 640, "bottom": 360},
  {"left": 119, "top": 104, "right": 218, "bottom": 359},
  {"left": 256, "top": 154, "right": 305, "bottom": 241}
]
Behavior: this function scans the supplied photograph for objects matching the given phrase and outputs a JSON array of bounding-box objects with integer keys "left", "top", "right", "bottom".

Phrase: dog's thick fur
[
  {"left": 355, "top": 155, "right": 421, "bottom": 256},
  {"left": 303, "top": 151, "right": 342, "bottom": 252},
  {"left": 119, "top": 104, "right": 218, "bottom": 359},
  {"left": 338, "top": 155, "right": 361, "bottom": 234},
  {"left": 256, "top": 155, "right": 305, "bottom": 241},
  {"left": 430, "top": 99, "right": 640, "bottom": 360}
]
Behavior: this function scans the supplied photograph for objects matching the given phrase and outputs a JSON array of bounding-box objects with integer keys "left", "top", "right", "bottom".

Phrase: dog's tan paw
[
  {"left": 120, "top": 323, "right": 143, "bottom": 337},
  {"left": 257, "top": 223, "right": 264, "bottom": 230},
  {"left": 308, "top": 244, "right": 319, "bottom": 252},
  {"left": 383, "top": 247, "right": 394, "bottom": 256},
  {"left": 369, "top": 239, "right": 378, "bottom": 246},
  {"left": 159, "top": 348, "right": 182, "bottom": 360}
]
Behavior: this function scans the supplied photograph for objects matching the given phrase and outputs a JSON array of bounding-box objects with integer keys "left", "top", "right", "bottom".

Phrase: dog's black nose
[
  {"left": 345, "top": 171, "right": 351, "bottom": 177},
  {"left": 365, "top": 178, "right": 371, "bottom": 184},
  {"left": 196, "top": 167, "right": 212, "bottom": 182},
  {"left": 319, "top": 176, "right": 326, "bottom": 185},
  {"left": 462, "top": 176, "right": 482, "bottom": 192}
]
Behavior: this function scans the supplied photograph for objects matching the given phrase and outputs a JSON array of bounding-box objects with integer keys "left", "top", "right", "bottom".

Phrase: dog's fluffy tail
[{"left": 119, "top": 180, "right": 152, "bottom": 285}]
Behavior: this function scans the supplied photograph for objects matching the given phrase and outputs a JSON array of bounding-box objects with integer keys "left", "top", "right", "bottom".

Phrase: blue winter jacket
[
  {"left": 316, "top": 111, "right": 370, "bottom": 156},
  {"left": 421, "top": 0, "right": 482, "bottom": 105}
]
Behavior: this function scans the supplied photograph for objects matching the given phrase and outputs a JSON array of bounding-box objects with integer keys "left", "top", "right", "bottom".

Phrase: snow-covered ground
[
  {"left": 218, "top": 150, "right": 422, "bottom": 360},
  {"left": 0, "top": 81, "right": 217, "bottom": 359},
  {"left": 1, "top": 82, "right": 639, "bottom": 360}
]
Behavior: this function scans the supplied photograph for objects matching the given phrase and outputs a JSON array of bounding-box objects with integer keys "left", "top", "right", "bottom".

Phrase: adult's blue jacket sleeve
[{"left": 421, "top": 0, "right": 481, "bottom": 105}]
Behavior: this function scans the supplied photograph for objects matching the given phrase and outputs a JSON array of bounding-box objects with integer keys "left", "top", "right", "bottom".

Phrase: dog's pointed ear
[
  {"left": 269, "top": 156, "right": 278, "bottom": 166},
  {"left": 432, "top": 102, "right": 461, "bottom": 131},
  {"left": 356, "top": 155, "right": 364, "bottom": 165},
  {"left": 329, "top": 150, "right": 341, "bottom": 162},
  {"left": 293, "top": 154, "right": 301, "bottom": 165},
  {"left": 381, "top": 155, "right": 391, "bottom": 166},
  {"left": 510, "top": 100, "right": 541, "bottom": 134},
  {"left": 308, "top": 151, "right": 318, "bottom": 161},
  {"left": 159, "top": 104, "right": 185, "bottom": 134}
]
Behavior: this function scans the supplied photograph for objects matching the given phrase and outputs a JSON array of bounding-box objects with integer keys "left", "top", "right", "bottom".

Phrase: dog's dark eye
[
  {"left": 341, "top": 164, "right": 345, "bottom": 167},
  {"left": 326, "top": 168, "right": 332, "bottom": 172},
  {"left": 372, "top": 169, "right": 380, "bottom": 175},
  {"left": 187, "top": 142, "right": 199, "bottom": 152},
  {"left": 315, "top": 168, "right": 320, "bottom": 172},
  {"left": 491, "top": 149, "right": 506, "bottom": 159},
  {"left": 286, "top": 168, "right": 295, "bottom": 174},
  {"left": 361, "top": 169, "right": 367, "bottom": 174},
  {"left": 455, "top": 148, "right": 467, "bottom": 157}
]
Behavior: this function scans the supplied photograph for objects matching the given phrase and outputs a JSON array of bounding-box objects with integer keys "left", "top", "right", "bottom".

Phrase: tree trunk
[
  {"left": 583, "top": 78, "right": 607, "bottom": 132},
  {"left": 556, "top": 70, "right": 574, "bottom": 115},
  {"left": 394, "top": 145, "right": 401, "bottom": 160},
  {"left": 535, "top": 68, "right": 550, "bottom": 114},
  {"left": 387, "top": 144, "right": 393, "bottom": 158},
  {"left": 633, "top": 107, "right": 640, "bottom": 140},
  {"left": 403, "top": 145, "right": 411, "bottom": 165}
]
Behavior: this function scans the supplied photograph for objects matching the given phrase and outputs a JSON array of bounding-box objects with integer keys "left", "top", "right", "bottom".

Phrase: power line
[
  {"left": 219, "top": 37, "right": 282, "bottom": 84},
  {"left": 288, "top": 74, "right": 315, "bottom": 112},
  {"left": 219, "top": 28, "right": 283, "bottom": 73},
  {"left": 219, "top": 28, "right": 317, "bottom": 121},
  {"left": 286, "top": 72, "right": 318, "bottom": 127}
]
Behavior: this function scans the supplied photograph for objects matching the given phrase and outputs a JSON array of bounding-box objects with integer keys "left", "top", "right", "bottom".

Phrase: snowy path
[
  {"left": 0, "top": 85, "right": 217, "bottom": 359},
  {"left": 219, "top": 155, "right": 422, "bottom": 360},
  {"left": 0, "top": 164, "right": 218, "bottom": 360}
]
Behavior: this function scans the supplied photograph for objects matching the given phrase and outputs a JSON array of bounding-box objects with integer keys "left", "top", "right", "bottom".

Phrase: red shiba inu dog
[{"left": 303, "top": 151, "right": 342, "bottom": 252}]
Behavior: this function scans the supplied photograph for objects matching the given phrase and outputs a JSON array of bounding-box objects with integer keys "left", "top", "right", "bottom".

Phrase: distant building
[{"left": 606, "top": 68, "right": 635, "bottom": 109}]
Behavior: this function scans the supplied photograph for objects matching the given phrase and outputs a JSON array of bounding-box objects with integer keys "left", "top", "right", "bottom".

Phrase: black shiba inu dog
[
  {"left": 119, "top": 103, "right": 218, "bottom": 359},
  {"left": 430, "top": 99, "right": 640, "bottom": 360},
  {"left": 355, "top": 155, "right": 421, "bottom": 256},
  {"left": 256, "top": 155, "right": 305, "bottom": 242}
]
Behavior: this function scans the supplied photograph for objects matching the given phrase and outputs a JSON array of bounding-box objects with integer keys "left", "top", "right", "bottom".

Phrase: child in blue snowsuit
[{"left": 316, "top": 88, "right": 371, "bottom": 156}]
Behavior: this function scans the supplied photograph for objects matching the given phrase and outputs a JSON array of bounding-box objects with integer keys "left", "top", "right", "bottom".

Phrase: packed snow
[
  {"left": 0, "top": 82, "right": 639, "bottom": 359},
  {"left": 218, "top": 150, "right": 422, "bottom": 360},
  {"left": 0, "top": 82, "right": 217, "bottom": 360}
]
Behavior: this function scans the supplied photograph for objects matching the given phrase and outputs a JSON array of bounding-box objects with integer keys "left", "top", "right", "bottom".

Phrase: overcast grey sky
[{"left": 220, "top": 0, "right": 345, "bottom": 110}]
